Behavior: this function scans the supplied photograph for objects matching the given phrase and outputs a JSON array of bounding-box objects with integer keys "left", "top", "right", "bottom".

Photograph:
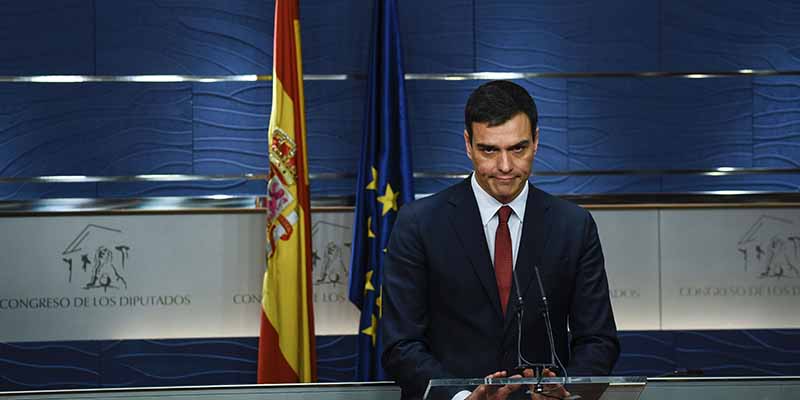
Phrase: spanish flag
[{"left": 258, "top": 0, "right": 316, "bottom": 383}]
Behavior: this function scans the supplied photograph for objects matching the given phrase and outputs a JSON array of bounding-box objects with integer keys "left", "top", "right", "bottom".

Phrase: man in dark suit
[{"left": 381, "top": 80, "right": 619, "bottom": 399}]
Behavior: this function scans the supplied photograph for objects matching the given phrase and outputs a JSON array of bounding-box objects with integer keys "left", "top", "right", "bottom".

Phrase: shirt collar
[{"left": 470, "top": 172, "right": 528, "bottom": 226}]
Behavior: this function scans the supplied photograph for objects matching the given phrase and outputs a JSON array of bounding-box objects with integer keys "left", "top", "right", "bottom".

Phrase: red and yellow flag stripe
[{"left": 257, "top": 0, "right": 316, "bottom": 383}]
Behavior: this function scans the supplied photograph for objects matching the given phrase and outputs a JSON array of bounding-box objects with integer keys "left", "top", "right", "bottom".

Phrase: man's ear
[
  {"left": 532, "top": 126, "right": 539, "bottom": 155},
  {"left": 464, "top": 129, "right": 473, "bottom": 161}
]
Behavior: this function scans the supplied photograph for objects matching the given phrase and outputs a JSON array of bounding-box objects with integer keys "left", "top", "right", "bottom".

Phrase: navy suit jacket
[{"left": 381, "top": 179, "right": 620, "bottom": 399}]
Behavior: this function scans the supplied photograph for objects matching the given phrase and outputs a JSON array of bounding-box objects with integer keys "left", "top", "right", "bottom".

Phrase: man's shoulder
[
  {"left": 401, "top": 179, "right": 468, "bottom": 216},
  {"left": 532, "top": 185, "right": 591, "bottom": 221}
]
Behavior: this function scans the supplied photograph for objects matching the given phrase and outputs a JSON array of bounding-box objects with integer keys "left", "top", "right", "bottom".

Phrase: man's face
[{"left": 464, "top": 113, "right": 538, "bottom": 204}]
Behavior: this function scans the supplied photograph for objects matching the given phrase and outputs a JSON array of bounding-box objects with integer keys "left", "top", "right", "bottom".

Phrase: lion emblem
[
  {"left": 738, "top": 216, "right": 800, "bottom": 279},
  {"left": 84, "top": 246, "right": 128, "bottom": 291}
]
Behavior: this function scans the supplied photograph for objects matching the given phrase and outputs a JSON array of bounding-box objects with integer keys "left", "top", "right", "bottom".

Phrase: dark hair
[{"left": 464, "top": 80, "right": 538, "bottom": 142}]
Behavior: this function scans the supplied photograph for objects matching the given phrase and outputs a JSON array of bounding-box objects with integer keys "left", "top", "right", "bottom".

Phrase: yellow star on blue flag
[
  {"left": 361, "top": 314, "right": 378, "bottom": 347},
  {"left": 377, "top": 183, "right": 399, "bottom": 216}
]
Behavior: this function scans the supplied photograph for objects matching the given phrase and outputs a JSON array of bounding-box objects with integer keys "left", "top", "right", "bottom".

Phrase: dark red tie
[{"left": 495, "top": 205, "right": 513, "bottom": 316}]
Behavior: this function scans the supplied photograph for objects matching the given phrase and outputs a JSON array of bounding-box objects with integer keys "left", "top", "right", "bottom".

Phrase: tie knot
[{"left": 498, "top": 205, "right": 512, "bottom": 224}]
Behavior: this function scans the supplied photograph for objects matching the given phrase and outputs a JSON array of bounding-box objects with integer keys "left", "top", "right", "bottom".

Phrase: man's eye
[{"left": 481, "top": 148, "right": 496, "bottom": 154}]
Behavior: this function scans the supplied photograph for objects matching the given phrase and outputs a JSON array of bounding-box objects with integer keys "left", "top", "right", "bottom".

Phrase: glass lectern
[{"left": 425, "top": 376, "right": 647, "bottom": 400}]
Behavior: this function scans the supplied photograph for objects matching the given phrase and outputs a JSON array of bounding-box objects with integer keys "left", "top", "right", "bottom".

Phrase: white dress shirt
[{"left": 470, "top": 172, "right": 528, "bottom": 269}]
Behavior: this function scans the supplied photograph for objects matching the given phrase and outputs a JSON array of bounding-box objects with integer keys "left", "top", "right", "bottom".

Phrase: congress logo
[
  {"left": 738, "top": 215, "right": 800, "bottom": 279},
  {"left": 61, "top": 224, "right": 133, "bottom": 291},
  {"left": 311, "top": 220, "right": 351, "bottom": 288}
]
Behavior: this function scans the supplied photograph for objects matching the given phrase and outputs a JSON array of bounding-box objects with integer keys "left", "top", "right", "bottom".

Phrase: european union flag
[{"left": 348, "top": 0, "right": 414, "bottom": 382}]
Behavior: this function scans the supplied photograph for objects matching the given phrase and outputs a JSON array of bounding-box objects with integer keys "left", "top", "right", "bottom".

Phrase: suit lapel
[
  {"left": 448, "top": 179, "right": 503, "bottom": 317},
  {"left": 503, "top": 184, "right": 553, "bottom": 330}
]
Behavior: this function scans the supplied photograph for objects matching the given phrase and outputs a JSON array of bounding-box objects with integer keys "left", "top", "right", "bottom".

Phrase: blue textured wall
[
  {"left": 3, "top": 331, "right": 800, "bottom": 389},
  {"left": 2, "top": 0, "right": 800, "bottom": 390},
  {"left": 1, "top": 0, "right": 799, "bottom": 198},
  {"left": 0, "top": 1, "right": 94, "bottom": 75}
]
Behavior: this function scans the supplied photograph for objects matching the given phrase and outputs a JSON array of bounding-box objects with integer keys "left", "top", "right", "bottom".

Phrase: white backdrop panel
[
  {"left": 593, "top": 210, "right": 661, "bottom": 330},
  {"left": 660, "top": 209, "right": 800, "bottom": 329},
  {"left": 0, "top": 214, "right": 265, "bottom": 342}
]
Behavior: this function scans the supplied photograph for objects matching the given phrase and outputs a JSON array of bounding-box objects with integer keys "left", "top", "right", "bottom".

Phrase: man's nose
[{"left": 497, "top": 151, "right": 512, "bottom": 173}]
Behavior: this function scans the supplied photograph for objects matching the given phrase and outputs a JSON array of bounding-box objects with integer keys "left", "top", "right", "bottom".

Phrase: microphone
[
  {"left": 533, "top": 266, "right": 563, "bottom": 375},
  {"left": 510, "top": 260, "right": 528, "bottom": 375},
  {"left": 509, "top": 266, "right": 569, "bottom": 383}
]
